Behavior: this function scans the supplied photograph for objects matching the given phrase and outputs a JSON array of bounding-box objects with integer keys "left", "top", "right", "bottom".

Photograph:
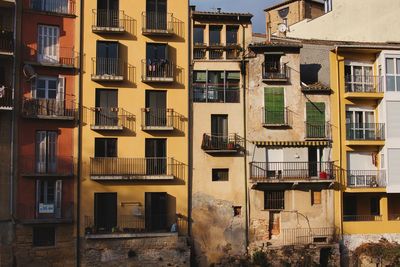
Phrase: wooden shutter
[
  {"left": 264, "top": 87, "right": 284, "bottom": 124},
  {"left": 47, "top": 131, "right": 58, "bottom": 173},
  {"left": 57, "top": 76, "right": 65, "bottom": 101},
  {"left": 306, "top": 102, "right": 325, "bottom": 124},
  {"left": 36, "top": 180, "right": 41, "bottom": 218},
  {"left": 36, "top": 131, "right": 47, "bottom": 173},
  {"left": 55, "top": 180, "right": 62, "bottom": 218}
]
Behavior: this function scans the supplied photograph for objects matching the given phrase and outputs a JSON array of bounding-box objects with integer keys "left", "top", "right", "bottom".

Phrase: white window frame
[
  {"left": 344, "top": 61, "right": 375, "bottom": 92},
  {"left": 346, "top": 106, "right": 375, "bottom": 139},
  {"left": 38, "top": 25, "right": 60, "bottom": 63},
  {"left": 384, "top": 56, "right": 400, "bottom": 92}
]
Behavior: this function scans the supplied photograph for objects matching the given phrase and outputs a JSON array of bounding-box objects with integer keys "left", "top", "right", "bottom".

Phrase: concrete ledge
[{"left": 86, "top": 232, "right": 178, "bottom": 239}]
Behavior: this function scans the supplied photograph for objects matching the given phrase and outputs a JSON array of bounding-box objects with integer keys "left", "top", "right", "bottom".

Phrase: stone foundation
[{"left": 81, "top": 233, "right": 190, "bottom": 267}]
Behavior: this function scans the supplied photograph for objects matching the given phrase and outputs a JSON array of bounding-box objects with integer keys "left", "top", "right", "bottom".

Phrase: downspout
[
  {"left": 187, "top": 2, "right": 193, "bottom": 238},
  {"left": 76, "top": 0, "right": 84, "bottom": 265}
]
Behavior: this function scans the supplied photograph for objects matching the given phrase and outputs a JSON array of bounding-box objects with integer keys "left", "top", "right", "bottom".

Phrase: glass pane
[
  {"left": 209, "top": 26, "right": 221, "bottom": 45},
  {"left": 364, "top": 66, "right": 373, "bottom": 77},
  {"left": 48, "top": 80, "right": 57, "bottom": 89},
  {"left": 386, "top": 58, "right": 394, "bottom": 74},
  {"left": 193, "top": 27, "right": 204, "bottom": 44},
  {"left": 353, "top": 66, "right": 362, "bottom": 77},
  {"left": 48, "top": 90, "right": 57, "bottom": 99},
  {"left": 37, "top": 79, "right": 46, "bottom": 89},
  {"left": 365, "top": 112, "right": 374, "bottom": 124},
  {"left": 226, "top": 26, "right": 238, "bottom": 44},
  {"left": 397, "top": 59, "right": 400, "bottom": 74},
  {"left": 387, "top": 76, "right": 395, "bottom": 91},
  {"left": 397, "top": 76, "right": 400, "bottom": 91},
  {"left": 37, "top": 90, "right": 46, "bottom": 98}
]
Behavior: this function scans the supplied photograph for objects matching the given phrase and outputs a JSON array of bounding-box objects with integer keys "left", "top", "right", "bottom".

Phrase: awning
[{"left": 252, "top": 140, "right": 330, "bottom": 147}]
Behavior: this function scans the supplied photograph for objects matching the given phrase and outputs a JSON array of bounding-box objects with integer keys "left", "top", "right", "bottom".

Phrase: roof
[
  {"left": 301, "top": 82, "right": 331, "bottom": 92},
  {"left": 191, "top": 10, "right": 253, "bottom": 22},
  {"left": 252, "top": 140, "right": 330, "bottom": 147},
  {"left": 249, "top": 37, "right": 303, "bottom": 49},
  {"left": 264, "top": 0, "right": 324, "bottom": 12}
]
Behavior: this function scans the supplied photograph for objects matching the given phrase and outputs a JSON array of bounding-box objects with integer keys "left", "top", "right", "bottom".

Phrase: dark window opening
[
  {"left": 311, "top": 190, "right": 322, "bottom": 205},
  {"left": 94, "top": 138, "right": 117, "bottom": 157},
  {"left": 370, "top": 197, "right": 380, "bottom": 215},
  {"left": 264, "top": 54, "right": 282, "bottom": 73},
  {"left": 212, "top": 168, "right": 229, "bottom": 181},
  {"left": 264, "top": 191, "right": 285, "bottom": 210},
  {"left": 193, "top": 26, "right": 205, "bottom": 45},
  {"left": 226, "top": 26, "right": 238, "bottom": 45},
  {"left": 233, "top": 206, "right": 241, "bottom": 216},
  {"left": 209, "top": 26, "right": 222, "bottom": 45},
  {"left": 33, "top": 227, "right": 55, "bottom": 247}
]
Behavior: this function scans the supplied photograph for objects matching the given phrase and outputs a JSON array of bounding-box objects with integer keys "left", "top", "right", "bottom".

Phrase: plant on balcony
[
  {"left": 319, "top": 171, "right": 328, "bottom": 180},
  {"left": 227, "top": 142, "right": 235, "bottom": 150}
]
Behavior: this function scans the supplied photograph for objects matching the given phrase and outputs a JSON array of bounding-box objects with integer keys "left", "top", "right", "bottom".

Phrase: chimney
[
  {"left": 217, "top": 8, "right": 221, "bottom": 13},
  {"left": 189, "top": 5, "right": 196, "bottom": 12}
]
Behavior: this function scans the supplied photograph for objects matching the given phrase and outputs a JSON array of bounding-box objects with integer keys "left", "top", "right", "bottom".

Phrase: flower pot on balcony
[
  {"left": 319, "top": 171, "right": 328, "bottom": 180},
  {"left": 227, "top": 142, "right": 235, "bottom": 150}
]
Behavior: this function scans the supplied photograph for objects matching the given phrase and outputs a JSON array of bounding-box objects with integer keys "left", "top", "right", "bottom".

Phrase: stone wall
[{"left": 81, "top": 233, "right": 190, "bottom": 267}]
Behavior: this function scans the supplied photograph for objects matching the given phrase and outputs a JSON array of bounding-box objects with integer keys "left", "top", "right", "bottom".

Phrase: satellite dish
[
  {"left": 278, "top": 7, "right": 289, "bottom": 19},
  {"left": 278, "top": 23, "right": 287, "bottom": 33},
  {"left": 23, "top": 64, "right": 37, "bottom": 81}
]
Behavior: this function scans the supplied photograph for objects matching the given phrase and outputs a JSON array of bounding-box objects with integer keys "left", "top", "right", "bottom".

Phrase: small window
[
  {"left": 95, "top": 138, "right": 117, "bottom": 157},
  {"left": 226, "top": 26, "right": 238, "bottom": 45},
  {"left": 264, "top": 191, "right": 284, "bottom": 210},
  {"left": 233, "top": 206, "right": 241, "bottom": 216},
  {"left": 209, "top": 26, "right": 222, "bottom": 45},
  {"left": 212, "top": 168, "right": 229, "bottom": 181},
  {"left": 33, "top": 227, "right": 55, "bottom": 247},
  {"left": 193, "top": 26, "right": 205, "bottom": 45},
  {"left": 311, "top": 190, "right": 322, "bottom": 205}
]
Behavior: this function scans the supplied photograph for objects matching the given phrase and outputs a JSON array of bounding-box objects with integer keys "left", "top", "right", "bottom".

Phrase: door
[
  {"left": 97, "top": 0, "right": 119, "bottom": 27},
  {"left": 94, "top": 138, "right": 117, "bottom": 157},
  {"left": 36, "top": 131, "right": 57, "bottom": 173},
  {"left": 95, "top": 89, "right": 118, "bottom": 126},
  {"left": 306, "top": 102, "right": 325, "bottom": 138},
  {"left": 96, "top": 41, "right": 119, "bottom": 75},
  {"left": 145, "top": 192, "right": 167, "bottom": 231},
  {"left": 145, "top": 90, "right": 167, "bottom": 127},
  {"left": 211, "top": 115, "right": 228, "bottom": 149},
  {"left": 145, "top": 139, "right": 166, "bottom": 175},
  {"left": 146, "top": 0, "right": 167, "bottom": 30},
  {"left": 308, "top": 147, "right": 319, "bottom": 177},
  {"left": 343, "top": 195, "right": 357, "bottom": 220},
  {"left": 146, "top": 44, "right": 168, "bottom": 78},
  {"left": 38, "top": 25, "right": 59, "bottom": 63},
  {"left": 94, "top": 193, "right": 117, "bottom": 232}
]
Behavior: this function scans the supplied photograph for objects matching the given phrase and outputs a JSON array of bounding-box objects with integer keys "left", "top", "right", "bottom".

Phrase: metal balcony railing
[
  {"left": 21, "top": 98, "right": 76, "bottom": 119},
  {"left": 282, "top": 227, "right": 336, "bottom": 246},
  {"left": 305, "top": 122, "right": 331, "bottom": 139},
  {"left": 20, "top": 155, "right": 74, "bottom": 176},
  {"left": 141, "top": 59, "right": 174, "bottom": 82},
  {"left": 29, "top": 0, "right": 75, "bottom": 15},
  {"left": 201, "top": 133, "right": 244, "bottom": 152},
  {"left": 343, "top": 215, "right": 383, "bottom": 222},
  {"left": 262, "top": 107, "right": 291, "bottom": 126},
  {"left": 193, "top": 83, "right": 240, "bottom": 103},
  {"left": 24, "top": 44, "right": 79, "bottom": 68},
  {"left": 0, "top": 86, "right": 13, "bottom": 109},
  {"left": 389, "top": 214, "right": 400, "bottom": 221},
  {"left": 142, "top": 12, "right": 176, "bottom": 35},
  {"left": 250, "top": 161, "right": 334, "bottom": 182},
  {"left": 262, "top": 62, "right": 288, "bottom": 81},
  {"left": 18, "top": 202, "right": 74, "bottom": 223},
  {"left": 209, "top": 49, "right": 224, "bottom": 60},
  {"left": 193, "top": 48, "right": 206, "bottom": 60},
  {"left": 0, "top": 30, "right": 13, "bottom": 53},
  {"left": 346, "top": 170, "right": 386, "bottom": 188},
  {"left": 226, "top": 48, "right": 241, "bottom": 60},
  {"left": 346, "top": 123, "right": 385, "bottom": 141},
  {"left": 141, "top": 108, "right": 182, "bottom": 130},
  {"left": 91, "top": 57, "right": 125, "bottom": 81},
  {"left": 92, "top": 9, "right": 132, "bottom": 32},
  {"left": 345, "top": 75, "right": 382, "bottom": 93},
  {"left": 90, "top": 107, "right": 135, "bottom": 131},
  {"left": 90, "top": 157, "right": 184, "bottom": 180}
]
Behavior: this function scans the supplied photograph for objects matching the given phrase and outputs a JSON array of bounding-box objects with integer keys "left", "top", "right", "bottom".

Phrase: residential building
[
  {"left": 79, "top": 0, "right": 190, "bottom": 265},
  {"left": 190, "top": 8, "right": 252, "bottom": 265},
  {"left": 264, "top": 0, "right": 325, "bottom": 37},
  {"left": 330, "top": 43, "right": 400, "bottom": 253},
  {"left": 14, "top": 0, "right": 79, "bottom": 265},
  {"left": 247, "top": 37, "right": 338, "bottom": 259}
]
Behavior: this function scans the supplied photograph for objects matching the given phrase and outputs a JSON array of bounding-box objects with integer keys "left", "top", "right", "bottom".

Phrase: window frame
[
  {"left": 264, "top": 191, "right": 285, "bottom": 210},
  {"left": 212, "top": 168, "right": 229, "bottom": 181},
  {"left": 385, "top": 56, "right": 400, "bottom": 92},
  {"left": 33, "top": 226, "right": 55, "bottom": 247}
]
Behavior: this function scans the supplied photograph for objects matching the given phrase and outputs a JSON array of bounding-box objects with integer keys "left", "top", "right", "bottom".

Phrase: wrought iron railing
[
  {"left": 346, "top": 170, "right": 386, "bottom": 187},
  {"left": 29, "top": 0, "right": 75, "bottom": 15},
  {"left": 250, "top": 161, "right": 334, "bottom": 182},
  {"left": 141, "top": 12, "right": 176, "bottom": 35},
  {"left": 201, "top": 133, "right": 244, "bottom": 151},
  {"left": 193, "top": 48, "right": 206, "bottom": 60},
  {"left": 24, "top": 44, "right": 79, "bottom": 68},
  {"left": 346, "top": 123, "right": 385, "bottom": 140},
  {"left": 262, "top": 107, "right": 291, "bottom": 126},
  {"left": 388, "top": 214, "right": 400, "bottom": 221},
  {"left": 209, "top": 49, "right": 224, "bottom": 60},
  {"left": 20, "top": 155, "right": 74, "bottom": 176},
  {"left": 90, "top": 107, "right": 135, "bottom": 131},
  {"left": 282, "top": 227, "right": 336, "bottom": 245},
  {"left": 305, "top": 122, "right": 331, "bottom": 139},
  {"left": 92, "top": 9, "right": 133, "bottom": 32},
  {"left": 262, "top": 62, "right": 288, "bottom": 80},
  {"left": 22, "top": 97, "right": 76, "bottom": 119},
  {"left": 90, "top": 157, "right": 184, "bottom": 179},
  {"left": 226, "top": 48, "right": 241, "bottom": 59},
  {"left": 91, "top": 57, "right": 125, "bottom": 80},
  {"left": 0, "top": 86, "right": 13, "bottom": 109},
  {"left": 141, "top": 59, "right": 174, "bottom": 82},
  {"left": 345, "top": 75, "right": 382, "bottom": 93},
  {"left": 193, "top": 83, "right": 240, "bottom": 103},
  {"left": 18, "top": 202, "right": 74, "bottom": 222},
  {"left": 343, "top": 215, "right": 383, "bottom": 222},
  {"left": 0, "top": 30, "right": 13, "bottom": 53},
  {"left": 141, "top": 108, "right": 182, "bottom": 130}
]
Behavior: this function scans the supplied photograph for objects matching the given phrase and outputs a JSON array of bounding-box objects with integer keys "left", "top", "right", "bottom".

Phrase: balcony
[
  {"left": 305, "top": 122, "right": 331, "bottom": 139},
  {"left": 193, "top": 83, "right": 240, "bottom": 103},
  {"left": 141, "top": 12, "right": 176, "bottom": 36},
  {"left": 343, "top": 215, "right": 383, "bottom": 222},
  {"left": 250, "top": 161, "right": 335, "bottom": 183},
  {"left": 141, "top": 59, "right": 174, "bottom": 83},
  {"left": 20, "top": 155, "right": 74, "bottom": 177},
  {"left": 90, "top": 107, "right": 135, "bottom": 131},
  {"left": 90, "top": 157, "right": 184, "bottom": 181},
  {"left": 92, "top": 9, "right": 133, "bottom": 33},
  {"left": 281, "top": 227, "right": 336, "bottom": 246},
  {"left": 346, "top": 170, "right": 386, "bottom": 188},
  {"left": 24, "top": 44, "right": 79, "bottom": 68},
  {"left": 389, "top": 214, "right": 400, "bottom": 221},
  {"left": 262, "top": 108, "right": 291, "bottom": 127},
  {"left": 91, "top": 57, "right": 125, "bottom": 81},
  {"left": 344, "top": 75, "right": 383, "bottom": 99},
  {"left": 29, "top": 0, "right": 75, "bottom": 16},
  {"left": 141, "top": 108, "right": 183, "bottom": 131},
  {"left": 209, "top": 48, "right": 224, "bottom": 60},
  {"left": 346, "top": 123, "right": 385, "bottom": 143},
  {"left": 0, "top": 30, "right": 13, "bottom": 54},
  {"left": 0, "top": 86, "right": 13, "bottom": 110},
  {"left": 201, "top": 133, "right": 244, "bottom": 154},
  {"left": 226, "top": 47, "right": 241, "bottom": 60},
  {"left": 193, "top": 48, "right": 206, "bottom": 60},
  {"left": 21, "top": 98, "right": 76, "bottom": 120},
  {"left": 18, "top": 202, "right": 74, "bottom": 224},
  {"left": 262, "top": 62, "right": 288, "bottom": 82}
]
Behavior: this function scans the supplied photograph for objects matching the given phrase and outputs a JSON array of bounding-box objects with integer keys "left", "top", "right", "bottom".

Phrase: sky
[{"left": 190, "top": 0, "right": 282, "bottom": 33}]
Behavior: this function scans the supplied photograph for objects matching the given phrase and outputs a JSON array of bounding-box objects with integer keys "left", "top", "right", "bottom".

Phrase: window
[
  {"left": 209, "top": 26, "right": 222, "bottom": 45},
  {"left": 32, "top": 0, "right": 69, "bottom": 14},
  {"left": 97, "top": 0, "right": 120, "bottom": 27},
  {"left": 95, "top": 89, "right": 118, "bottom": 126},
  {"left": 306, "top": 102, "right": 326, "bottom": 138},
  {"left": 346, "top": 109, "right": 375, "bottom": 140},
  {"left": 36, "top": 131, "right": 57, "bottom": 173},
  {"left": 94, "top": 138, "right": 117, "bottom": 157},
  {"left": 264, "top": 191, "right": 284, "bottom": 210},
  {"left": 36, "top": 180, "right": 62, "bottom": 216},
  {"left": 324, "top": 0, "right": 332, "bottom": 12},
  {"left": 96, "top": 41, "right": 119, "bottom": 75},
  {"left": 146, "top": 0, "right": 167, "bottom": 30},
  {"left": 226, "top": 26, "right": 238, "bottom": 45},
  {"left": 264, "top": 54, "right": 282, "bottom": 75},
  {"left": 345, "top": 64, "right": 374, "bottom": 92},
  {"left": 33, "top": 76, "right": 65, "bottom": 101},
  {"left": 193, "top": 71, "right": 240, "bottom": 103},
  {"left": 212, "top": 168, "right": 229, "bottom": 181},
  {"left": 264, "top": 87, "right": 285, "bottom": 124},
  {"left": 33, "top": 227, "right": 55, "bottom": 247},
  {"left": 38, "top": 25, "right": 60, "bottom": 63},
  {"left": 193, "top": 26, "right": 205, "bottom": 45},
  {"left": 385, "top": 57, "right": 400, "bottom": 91},
  {"left": 370, "top": 197, "right": 380, "bottom": 215},
  {"left": 311, "top": 190, "right": 322, "bottom": 205}
]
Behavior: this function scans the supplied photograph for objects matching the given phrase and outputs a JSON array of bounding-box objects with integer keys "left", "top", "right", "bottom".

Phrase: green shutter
[
  {"left": 264, "top": 87, "right": 284, "bottom": 124},
  {"left": 306, "top": 102, "right": 325, "bottom": 138}
]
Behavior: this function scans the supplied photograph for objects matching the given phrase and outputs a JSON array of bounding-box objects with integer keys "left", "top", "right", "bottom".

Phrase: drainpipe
[
  {"left": 76, "top": 0, "right": 84, "bottom": 265},
  {"left": 187, "top": 2, "right": 193, "bottom": 238}
]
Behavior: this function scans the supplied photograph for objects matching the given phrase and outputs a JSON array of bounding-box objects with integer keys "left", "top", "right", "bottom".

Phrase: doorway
[
  {"left": 145, "top": 139, "right": 167, "bottom": 175},
  {"left": 94, "top": 192, "right": 117, "bottom": 232},
  {"left": 95, "top": 89, "right": 118, "bottom": 126},
  {"left": 145, "top": 192, "right": 167, "bottom": 231}
]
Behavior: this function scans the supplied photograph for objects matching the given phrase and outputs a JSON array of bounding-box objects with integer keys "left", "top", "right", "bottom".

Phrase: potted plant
[{"left": 319, "top": 171, "right": 328, "bottom": 180}]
